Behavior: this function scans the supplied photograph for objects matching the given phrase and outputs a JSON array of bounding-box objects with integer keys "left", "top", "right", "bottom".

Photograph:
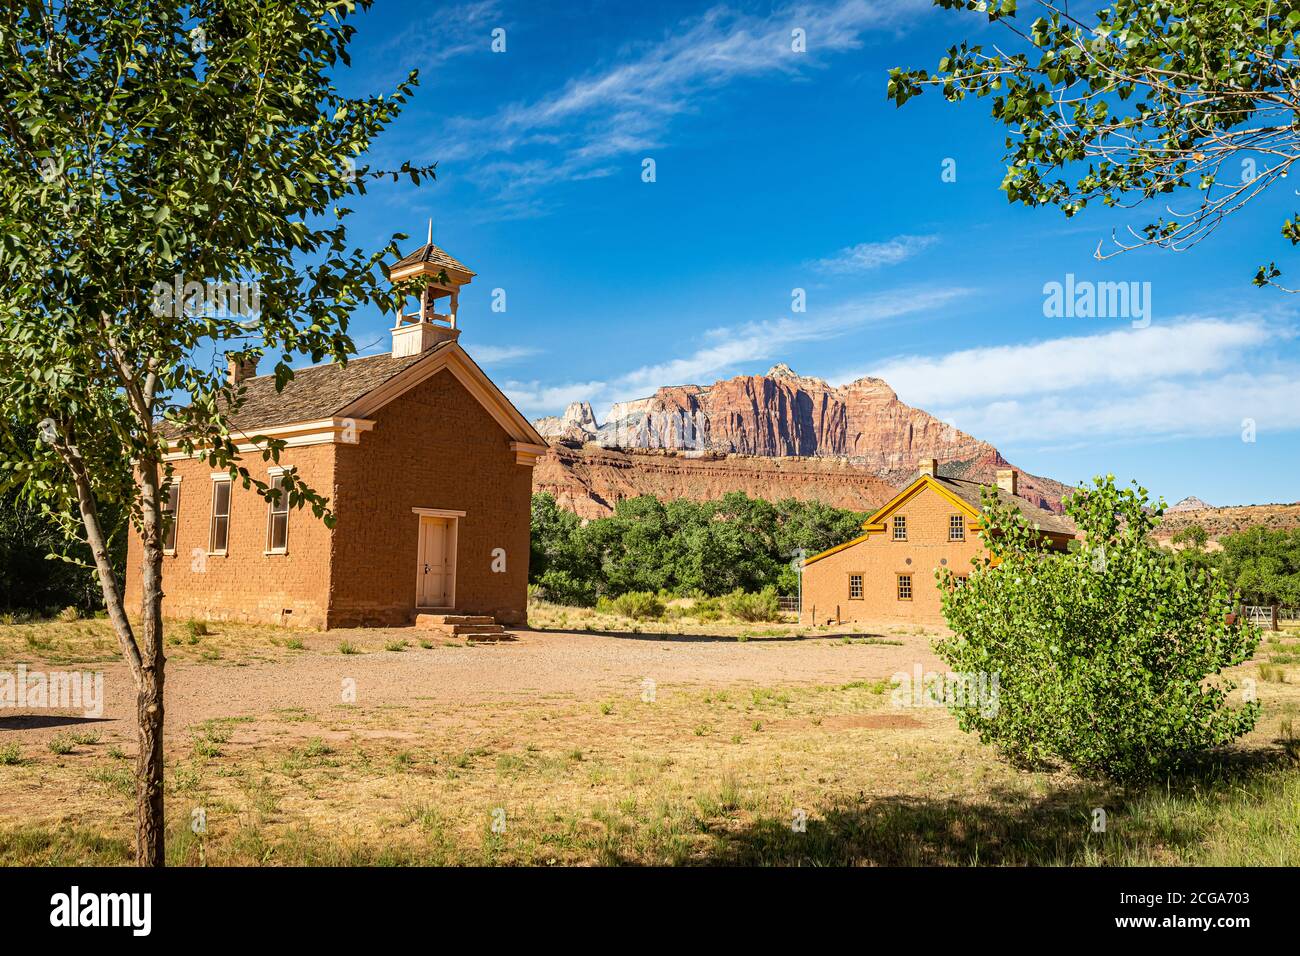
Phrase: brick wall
[
  {"left": 327, "top": 367, "right": 533, "bottom": 628},
  {"left": 800, "top": 481, "right": 986, "bottom": 627},
  {"left": 124, "top": 444, "right": 336, "bottom": 628}
]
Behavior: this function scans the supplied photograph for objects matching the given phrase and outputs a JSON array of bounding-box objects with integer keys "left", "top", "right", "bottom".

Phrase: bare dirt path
[{"left": 1, "top": 628, "right": 943, "bottom": 750}]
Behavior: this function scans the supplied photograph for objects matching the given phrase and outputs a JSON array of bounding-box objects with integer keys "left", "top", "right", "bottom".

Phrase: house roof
[
  {"left": 803, "top": 473, "right": 1076, "bottom": 567},
  {"left": 391, "top": 241, "right": 475, "bottom": 279},
  {"left": 930, "top": 475, "right": 1078, "bottom": 538},
  {"left": 164, "top": 341, "right": 547, "bottom": 448},
  {"left": 213, "top": 346, "right": 447, "bottom": 432}
]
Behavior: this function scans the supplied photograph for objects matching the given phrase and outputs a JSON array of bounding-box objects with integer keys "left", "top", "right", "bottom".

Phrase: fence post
[{"left": 1272, "top": 603, "right": 1280, "bottom": 632}]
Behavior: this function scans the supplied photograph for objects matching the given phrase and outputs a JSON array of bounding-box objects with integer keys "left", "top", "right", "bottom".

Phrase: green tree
[
  {"left": 1219, "top": 526, "right": 1300, "bottom": 606},
  {"left": 889, "top": 1, "right": 1300, "bottom": 288},
  {"left": 528, "top": 491, "right": 871, "bottom": 603},
  {"left": 937, "top": 475, "right": 1259, "bottom": 782},
  {"left": 0, "top": 0, "right": 432, "bottom": 864}
]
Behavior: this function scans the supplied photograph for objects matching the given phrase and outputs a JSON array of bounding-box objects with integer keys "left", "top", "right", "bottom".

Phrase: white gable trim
[
  {"left": 162, "top": 417, "right": 376, "bottom": 461},
  {"left": 337, "top": 342, "right": 548, "bottom": 450}
]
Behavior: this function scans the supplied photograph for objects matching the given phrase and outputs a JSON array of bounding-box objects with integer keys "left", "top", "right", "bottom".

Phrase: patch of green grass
[
  {"left": 24, "top": 632, "right": 54, "bottom": 651},
  {"left": 419, "top": 640, "right": 434, "bottom": 649},
  {"left": 338, "top": 640, "right": 359, "bottom": 655},
  {"left": 185, "top": 619, "right": 209, "bottom": 638},
  {"left": 385, "top": 640, "right": 408, "bottom": 652},
  {"left": 285, "top": 637, "right": 305, "bottom": 651},
  {"left": 47, "top": 736, "right": 74, "bottom": 756},
  {"left": 1259, "top": 663, "right": 1289, "bottom": 683},
  {"left": 69, "top": 731, "right": 100, "bottom": 747},
  {"left": 0, "top": 744, "right": 23, "bottom": 765}
]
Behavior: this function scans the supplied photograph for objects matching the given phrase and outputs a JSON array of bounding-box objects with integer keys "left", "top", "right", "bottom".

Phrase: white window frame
[
  {"left": 949, "top": 514, "right": 965, "bottom": 542},
  {"left": 209, "top": 474, "right": 232, "bottom": 555},
  {"left": 265, "top": 468, "right": 289, "bottom": 555},
  {"left": 162, "top": 477, "right": 182, "bottom": 555}
]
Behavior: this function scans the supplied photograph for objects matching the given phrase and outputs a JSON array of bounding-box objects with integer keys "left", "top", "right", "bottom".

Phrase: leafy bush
[
  {"left": 596, "top": 591, "right": 665, "bottom": 620},
  {"left": 720, "top": 586, "right": 782, "bottom": 623},
  {"left": 534, "top": 569, "right": 598, "bottom": 608},
  {"left": 529, "top": 491, "right": 869, "bottom": 603},
  {"left": 937, "top": 475, "right": 1260, "bottom": 783}
]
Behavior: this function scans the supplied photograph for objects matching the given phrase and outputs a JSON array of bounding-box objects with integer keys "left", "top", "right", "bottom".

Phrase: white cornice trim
[
  {"left": 162, "top": 417, "right": 376, "bottom": 461},
  {"left": 411, "top": 507, "right": 467, "bottom": 518}
]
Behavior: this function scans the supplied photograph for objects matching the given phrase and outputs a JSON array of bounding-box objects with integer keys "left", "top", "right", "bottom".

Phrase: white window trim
[
  {"left": 162, "top": 476, "right": 182, "bottom": 556},
  {"left": 265, "top": 471, "right": 290, "bottom": 555},
  {"left": 209, "top": 475, "right": 232, "bottom": 556}
]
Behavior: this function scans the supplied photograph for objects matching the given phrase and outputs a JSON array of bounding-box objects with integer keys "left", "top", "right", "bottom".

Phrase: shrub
[
  {"left": 185, "top": 618, "right": 208, "bottom": 639},
  {"left": 57, "top": 605, "right": 80, "bottom": 623},
  {"left": 937, "top": 475, "right": 1260, "bottom": 783},
  {"left": 534, "top": 569, "right": 598, "bottom": 608},
  {"left": 596, "top": 591, "right": 665, "bottom": 620},
  {"left": 720, "top": 586, "right": 782, "bottom": 623}
]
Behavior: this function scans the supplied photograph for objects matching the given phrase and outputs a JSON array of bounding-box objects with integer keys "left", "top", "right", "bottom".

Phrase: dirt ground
[{"left": 2, "top": 615, "right": 1297, "bottom": 865}]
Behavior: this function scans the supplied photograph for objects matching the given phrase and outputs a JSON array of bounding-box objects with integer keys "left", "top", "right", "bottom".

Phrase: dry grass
[{"left": 1, "top": 613, "right": 1299, "bottom": 866}]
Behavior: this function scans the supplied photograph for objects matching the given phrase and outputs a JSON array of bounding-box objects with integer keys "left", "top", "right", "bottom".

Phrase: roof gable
[
  {"left": 802, "top": 474, "right": 1075, "bottom": 567},
  {"left": 171, "top": 342, "right": 546, "bottom": 451},
  {"left": 861, "top": 476, "right": 981, "bottom": 531},
  {"left": 336, "top": 343, "right": 545, "bottom": 447}
]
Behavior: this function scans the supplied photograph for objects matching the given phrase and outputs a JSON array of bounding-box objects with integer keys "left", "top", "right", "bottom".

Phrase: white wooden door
[{"left": 418, "top": 517, "right": 451, "bottom": 606}]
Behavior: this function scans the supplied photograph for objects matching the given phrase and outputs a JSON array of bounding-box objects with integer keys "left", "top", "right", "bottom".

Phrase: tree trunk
[{"left": 134, "top": 458, "right": 167, "bottom": 866}]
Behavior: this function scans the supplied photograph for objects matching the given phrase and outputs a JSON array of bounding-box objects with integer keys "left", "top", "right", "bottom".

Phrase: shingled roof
[
  {"left": 934, "top": 474, "right": 1078, "bottom": 538},
  {"left": 392, "top": 241, "right": 475, "bottom": 278},
  {"left": 209, "top": 343, "right": 452, "bottom": 433}
]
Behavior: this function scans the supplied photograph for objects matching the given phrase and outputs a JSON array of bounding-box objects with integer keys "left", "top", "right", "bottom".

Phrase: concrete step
[
  {"left": 412, "top": 611, "right": 512, "bottom": 642},
  {"left": 413, "top": 613, "right": 495, "bottom": 629}
]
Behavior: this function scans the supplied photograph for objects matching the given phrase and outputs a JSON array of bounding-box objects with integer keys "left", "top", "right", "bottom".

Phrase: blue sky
[{"left": 329, "top": 0, "right": 1300, "bottom": 507}]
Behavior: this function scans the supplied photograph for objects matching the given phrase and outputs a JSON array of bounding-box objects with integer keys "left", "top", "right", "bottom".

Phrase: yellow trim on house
[{"left": 801, "top": 475, "right": 985, "bottom": 568}]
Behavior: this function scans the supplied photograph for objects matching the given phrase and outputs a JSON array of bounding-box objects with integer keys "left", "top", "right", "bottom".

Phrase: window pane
[
  {"left": 270, "top": 512, "right": 288, "bottom": 551},
  {"left": 163, "top": 484, "right": 180, "bottom": 552},
  {"left": 212, "top": 515, "right": 229, "bottom": 552},
  {"left": 211, "top": 481, "right": 230, "bottom": 551}
]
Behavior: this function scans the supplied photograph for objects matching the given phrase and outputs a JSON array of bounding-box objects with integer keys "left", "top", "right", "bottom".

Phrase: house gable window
[
  {"left": 892, "top": 515, "right": 907, "bottom": 541},
  {"left": 162, "top": 480, "right": 181, "bottom": 554},
  {"left": 209, "top": 477, "right": 231, "bottom": 554},
  {"left": 897, "top": 574, "right": 912, "bottom": 601},
  {"left": 949, "top": 514, "right": 965, "bottom": 541},
  {"left": 266, "top": 473, "right": 289, "bottom": 554},
  {"left": 848, "top": 574, "right": 863, "bottom": 600}
]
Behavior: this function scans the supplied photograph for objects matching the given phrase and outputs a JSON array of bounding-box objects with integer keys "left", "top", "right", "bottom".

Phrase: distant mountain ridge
[{"left": 533, "top": 364, "right": 1071, "bottom": 513}]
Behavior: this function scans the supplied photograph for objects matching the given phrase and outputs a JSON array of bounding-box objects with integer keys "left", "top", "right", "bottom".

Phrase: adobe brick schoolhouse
[
  {"left": 126, "top": 235, "right": 547, "bottom": 632},
  {"left": 800, "top": 459, "right": 1076, "bottom": 628}
]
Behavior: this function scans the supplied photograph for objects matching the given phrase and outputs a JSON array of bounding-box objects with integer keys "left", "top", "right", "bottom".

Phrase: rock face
[
  {"left": 533, "top": 365, "right": 1070, "bottom": 513},
  {"left": 1168, "top": 496, "right": 1213, "bottom": 512},
  {"left": 534, "top": 401, "right": 599, "bottom": 442},
  {"left": 533, "top": 444, "right": 901, "bottom": 520}
]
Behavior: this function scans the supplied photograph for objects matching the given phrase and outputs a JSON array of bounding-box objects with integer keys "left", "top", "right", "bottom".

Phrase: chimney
[
  {"left": 918, "top": 458, "right": 938, "bottom": 478},
  {"left": 226, "top": 353, "right": 259, "bottom": 385},
  {"left": 996, "top": 468, "right": 1019, "bottom": 496}
]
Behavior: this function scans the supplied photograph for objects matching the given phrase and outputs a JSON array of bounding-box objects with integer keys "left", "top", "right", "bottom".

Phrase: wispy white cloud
[
  {"left": 470, "top": 343, "right": 542, "bottom": 365},
  {"left": 378, "top": 0, "right": 504, "bottom": 69},
  {"left": 836, "top": 316, "right": 1299, "bottom": 446},
  {"left": 438, "top": 0, "right": 926, "bottom": 212},
  {"left": 941, "top": 372, "right": 1300, "bottom": 445},
  {"left": 504, "top": 283, "right": 966, "bottom": 418},
  {"left": 853, "top": 318, "right": 1277, "bottom": 407},
  {"left": 811, "top": 234, "right": 938, "bottom": 274}
]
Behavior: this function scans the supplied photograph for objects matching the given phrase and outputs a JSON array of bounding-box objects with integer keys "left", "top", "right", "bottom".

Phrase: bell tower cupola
[{"left": 389, "top": 221, "right": 476, "bottom": 357}]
